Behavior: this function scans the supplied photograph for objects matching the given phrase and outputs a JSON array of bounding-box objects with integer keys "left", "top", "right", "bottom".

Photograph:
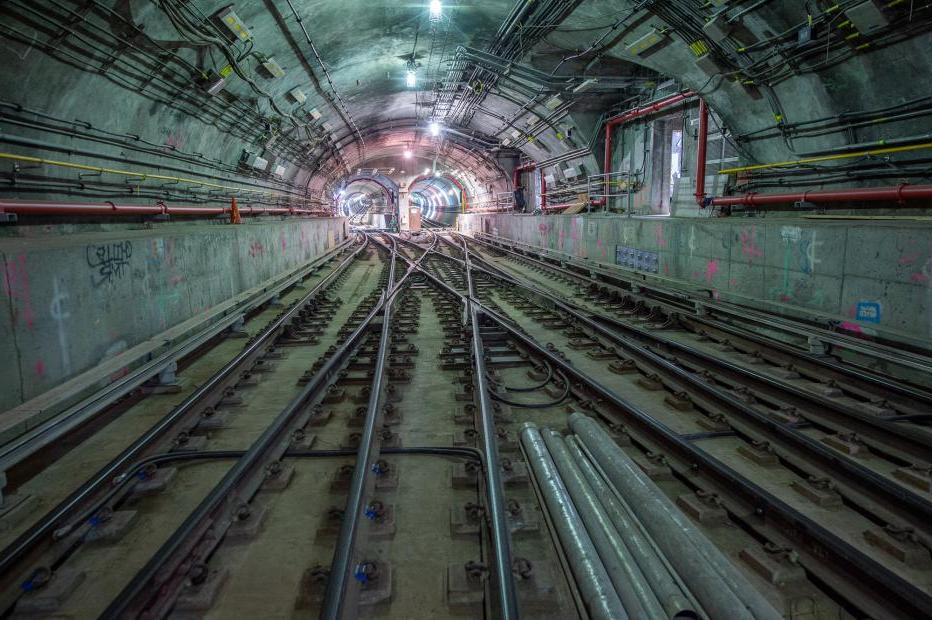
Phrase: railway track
[{"left": 0, "top": 230, "right": 929, "bottom": 619}]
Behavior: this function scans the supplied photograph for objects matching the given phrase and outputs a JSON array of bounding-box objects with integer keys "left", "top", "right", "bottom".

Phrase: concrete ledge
[
  {"left": 0, "top": 237, "right": 350, "bottom": 454},
  {"left": 0, "top": 218, "right": 347, "bottom": 412},
  {"left": 459, "top": 213, "right": 932, "bottom": 348}
]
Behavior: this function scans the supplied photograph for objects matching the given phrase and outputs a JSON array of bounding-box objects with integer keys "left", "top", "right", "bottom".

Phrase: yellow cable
[
  {"left": 0, "top": 151, "right": 301, "bottom": 200},
  {"left": 718, "top": 142, "right": 932, "bottom": 175}
]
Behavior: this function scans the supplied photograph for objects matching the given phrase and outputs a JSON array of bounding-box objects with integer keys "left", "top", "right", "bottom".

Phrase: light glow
[
  {"left": 405, "top": 69, "right": 417, "bottom": 88},
  {"left": 429, "top": 0, "right": 442, "bottom": 20},
  {"left": 429, "top": 121, "right": 440, "bottom": 136},
  {"left": 403, "top": 150, "right": 412, "bottom": 159},
  {"left": 423, "top": 167, "right": 431, "bottom": 175}
]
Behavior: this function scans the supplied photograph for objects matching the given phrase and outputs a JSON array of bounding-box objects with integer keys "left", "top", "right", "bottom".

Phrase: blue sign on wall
[{"left": 855, "top": 301, "right": 881, "bottom": 324}]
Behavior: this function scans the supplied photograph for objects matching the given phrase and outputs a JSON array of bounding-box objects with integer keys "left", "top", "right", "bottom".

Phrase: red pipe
[
  {"left": 513, "top": 162, "right": 544, "bottom": 210},
  {"left": 695, "top": 98, "right": 709, "bottom": 206},
  {"left": 0, "top": 200, "right": 327, "bottom": 217},
  {"left": 710, "top": 184, "right": 932, "bottom": 207},
  {"left": 602, "top": 91, "right": 696, "bottom": 201}
]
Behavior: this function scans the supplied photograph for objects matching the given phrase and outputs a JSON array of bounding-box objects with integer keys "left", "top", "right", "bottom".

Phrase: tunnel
[{"left": 0, "top": 1, "right": 931, "bottom": 618}]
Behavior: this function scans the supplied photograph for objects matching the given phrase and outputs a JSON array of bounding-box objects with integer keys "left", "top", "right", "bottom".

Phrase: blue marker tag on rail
[{"left": 855, "top": 301, "right": 881, "bottom": 324}]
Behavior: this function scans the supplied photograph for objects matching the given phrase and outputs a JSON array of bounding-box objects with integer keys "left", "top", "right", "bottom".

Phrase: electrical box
[
  {"left": 702, "top": 15, "right": 733, "bottom": 44},
  {"left": 564, "top": 165, "right": 581, "bottom": 179},
  {"left": 214, "top": 6, "right": 253, "bottom": 42},
  {"left": 501, "top": 138, "right": 512, "bottom": 146},
  {"left": 242, "top": 152, "right": 268, "bottom": 170},
  {"left": 288, "top": 88, "right": 306, "bottom": 104},
  {"left": 694, "top": 52, "right": 726, "bottom": 76},
  {"left": 845, "top": 1, "right": 889, "bottom": 35},
  {"left": 203, "top": 73, "right": 227, "bottom": 96},
  {"left": 544, "top": 96, "right": 562, "bottom": 110},
  {"left": 510, "top": 129, "right": 521, "bottom": 140},
  {"left": 260, "top": 57, "right": 285, "bottom": 79},
  {"left": 273, "top": 164, "right": 287, "bottom": 177},
  {"left": 308, "top": 108, "right": 323, "bottom": 121},
  {"left": 544, "top": 174, "right": 556, "bottom": 186},
  {"left": 626, "top": 29, "right": 666, "bottom": 56}
]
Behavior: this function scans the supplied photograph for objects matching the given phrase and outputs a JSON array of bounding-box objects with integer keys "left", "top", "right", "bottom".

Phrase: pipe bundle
[{"left": 519, "top": 413, "right": 782, "bottom": 620}]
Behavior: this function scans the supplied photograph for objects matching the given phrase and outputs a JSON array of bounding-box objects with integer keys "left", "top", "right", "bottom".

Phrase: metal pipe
[
  {"left": 695, "top": 99, "right": 709, "bottom": 206},
  {"left": 540, "top": 430, "right": 664, "bottom": 619},
  {"left": 603, "top": 92, "right": 696, "bottom": 199},
  {"left": 519, "top": 424, "right": 628, "bottom": 620},
  {"left": 0, "top": 200, "right": 325, "bottom": 217},
  {"left": 569, "top": 413, "right": 780, "bottom": 620},
  {"left": 564, "top": 437, "right": 698, "bottom": 619},
  {"left": 710, "top": 183, "right": 932, "bottom": 206}
]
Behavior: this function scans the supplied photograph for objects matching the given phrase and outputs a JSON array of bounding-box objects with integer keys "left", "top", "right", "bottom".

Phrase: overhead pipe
[
  {"left": 569, "top": 413, "right": 782, "bottom": 620},
  {"left": 695, "top": 99, "right": 709, "bottom": 206},
  {"left": 519, "top": 424, "right": 628, "bottom": 620},
  {"left": 600, "top": 92, "right": 697, "bottom": 205},
  {"left": 710, "top": 184, "right": 932, "bottom": 207},
  {"left": 0, "top": 200, "right": 327, "bottom": 217},
  {"left": 512, "top": 162, "right": 546, "bottom": 210}
]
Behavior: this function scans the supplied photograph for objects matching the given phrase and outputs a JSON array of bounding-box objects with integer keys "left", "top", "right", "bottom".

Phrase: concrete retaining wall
[
  {"left": 0, "top": 218, "right": 347, "bottom": 411},
  {"left": 459, "top": 214, "right": 932, "bottom": 346}
]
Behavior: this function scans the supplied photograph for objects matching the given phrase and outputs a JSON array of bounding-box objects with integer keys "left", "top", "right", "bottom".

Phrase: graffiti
[
  {"left": 3, "top": 253, "right": 36, "bottom": 328},
  {"left": 50, "top": 278, "right": 72, "bottom": 375},
  {"left": 280, "top": 231, "right": 288, "bottom": 251},
  {"left": 739, "top": 226, "right": 764, "bottom": 261},
  {"left": 654, "top": 225, "right": 668, "bottom": 249},
  {"left": 249, "top": 241, "right": 265, "bottom": 257},
  {"left": 86, "top": 240, "right": 133, "bottom": 286},
  {"left": 34, "top": 359, "right": 46, "bottom": 377},
  {"left": 704, "top": 259, "right": 720, "bottom": 284}
]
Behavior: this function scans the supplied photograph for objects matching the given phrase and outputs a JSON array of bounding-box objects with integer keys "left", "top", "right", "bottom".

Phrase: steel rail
[
  {"left": 0, "top": 238, "right": 366, "bottom": 586},
  {"left": 456, "top": 239, "right": 932, "bottom": 532},
  {"left": 472, "top": 232, "right": 932, "bottom": 376},
  {"left": 100, "top": 236, "right": 399, "bottom": 617},
  {"left": 320, "top": 232, "right": 435, "bottom": 619},
  {"left": 466, "top": 232, "right": 932, "bottom": 406},
  {"left": 369, "top": 234, "right": 521, "bottom": 619},
  {"left": 399, "top": 240, "right": 932, "bottom": 620}
]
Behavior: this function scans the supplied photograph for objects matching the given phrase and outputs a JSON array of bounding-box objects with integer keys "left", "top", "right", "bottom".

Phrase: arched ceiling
[{"left": 1, "top": 0, "right": 929, "bottom": 209}]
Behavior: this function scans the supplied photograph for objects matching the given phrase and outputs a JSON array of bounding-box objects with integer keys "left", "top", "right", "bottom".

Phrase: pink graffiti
[
  {"left": 704, "top": 259, "right": 719, "bottom": 283},
  {"left": 898, "top": 251, "right": 922, "bottom": 265},
  {"left": 164, "top": 131, "right": 186, "bottom": 150},
  {"left": 655, "top": 225, "right": 668, "bottom": 249},
  {"left": 34, "top": 359, "right": 46, "bottom": 377},
  {"left": 728, "top": 278, "right": 738, "bottom": 288},
  {"left": 249, "top": 241, "right": 265, "bottom": 257},
  {"left": 280, "top": 232, "right": 288, "bottom": 251},
  {"left": 596, "top": 238, "right": 606, "bottom": 258},
  {"left": 910, "top": 272, "right": 930, "bottom": 284},
  {"left": 739, "top": 227, "right": 764, "bottom": 261},
  {"left": 840, "top": 321, "right": 865, "bottom": 334},
  {"left": 3, "top": 254, "right": 36, "bottom": 328}
]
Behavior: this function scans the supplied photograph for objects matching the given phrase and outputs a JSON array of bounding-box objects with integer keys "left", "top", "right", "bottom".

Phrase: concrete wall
[
  {"left": 0, "top": 218, "right": 347, "bottom": 412},
  {"left": 460, "top": 214, "right": 932, "bottom": 346}
]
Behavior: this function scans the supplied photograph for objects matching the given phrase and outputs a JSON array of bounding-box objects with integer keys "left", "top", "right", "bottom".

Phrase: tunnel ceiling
[{"left": 1, "top": 0, "right": 930, "bottom": 205}]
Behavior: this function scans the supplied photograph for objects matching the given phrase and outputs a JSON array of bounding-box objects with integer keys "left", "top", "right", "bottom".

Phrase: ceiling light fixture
[
  {"left": 405, "top": 69, "right": 417, "bottom": 88},
  {"left": 404, "top": 150, "right": 412, "bottom": 159},
  {"left": 429, "top": 0, "right": 442, "bottom": 21},
  {"left": 424, "top": 167, "right": 431, "bottom": 175}
]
